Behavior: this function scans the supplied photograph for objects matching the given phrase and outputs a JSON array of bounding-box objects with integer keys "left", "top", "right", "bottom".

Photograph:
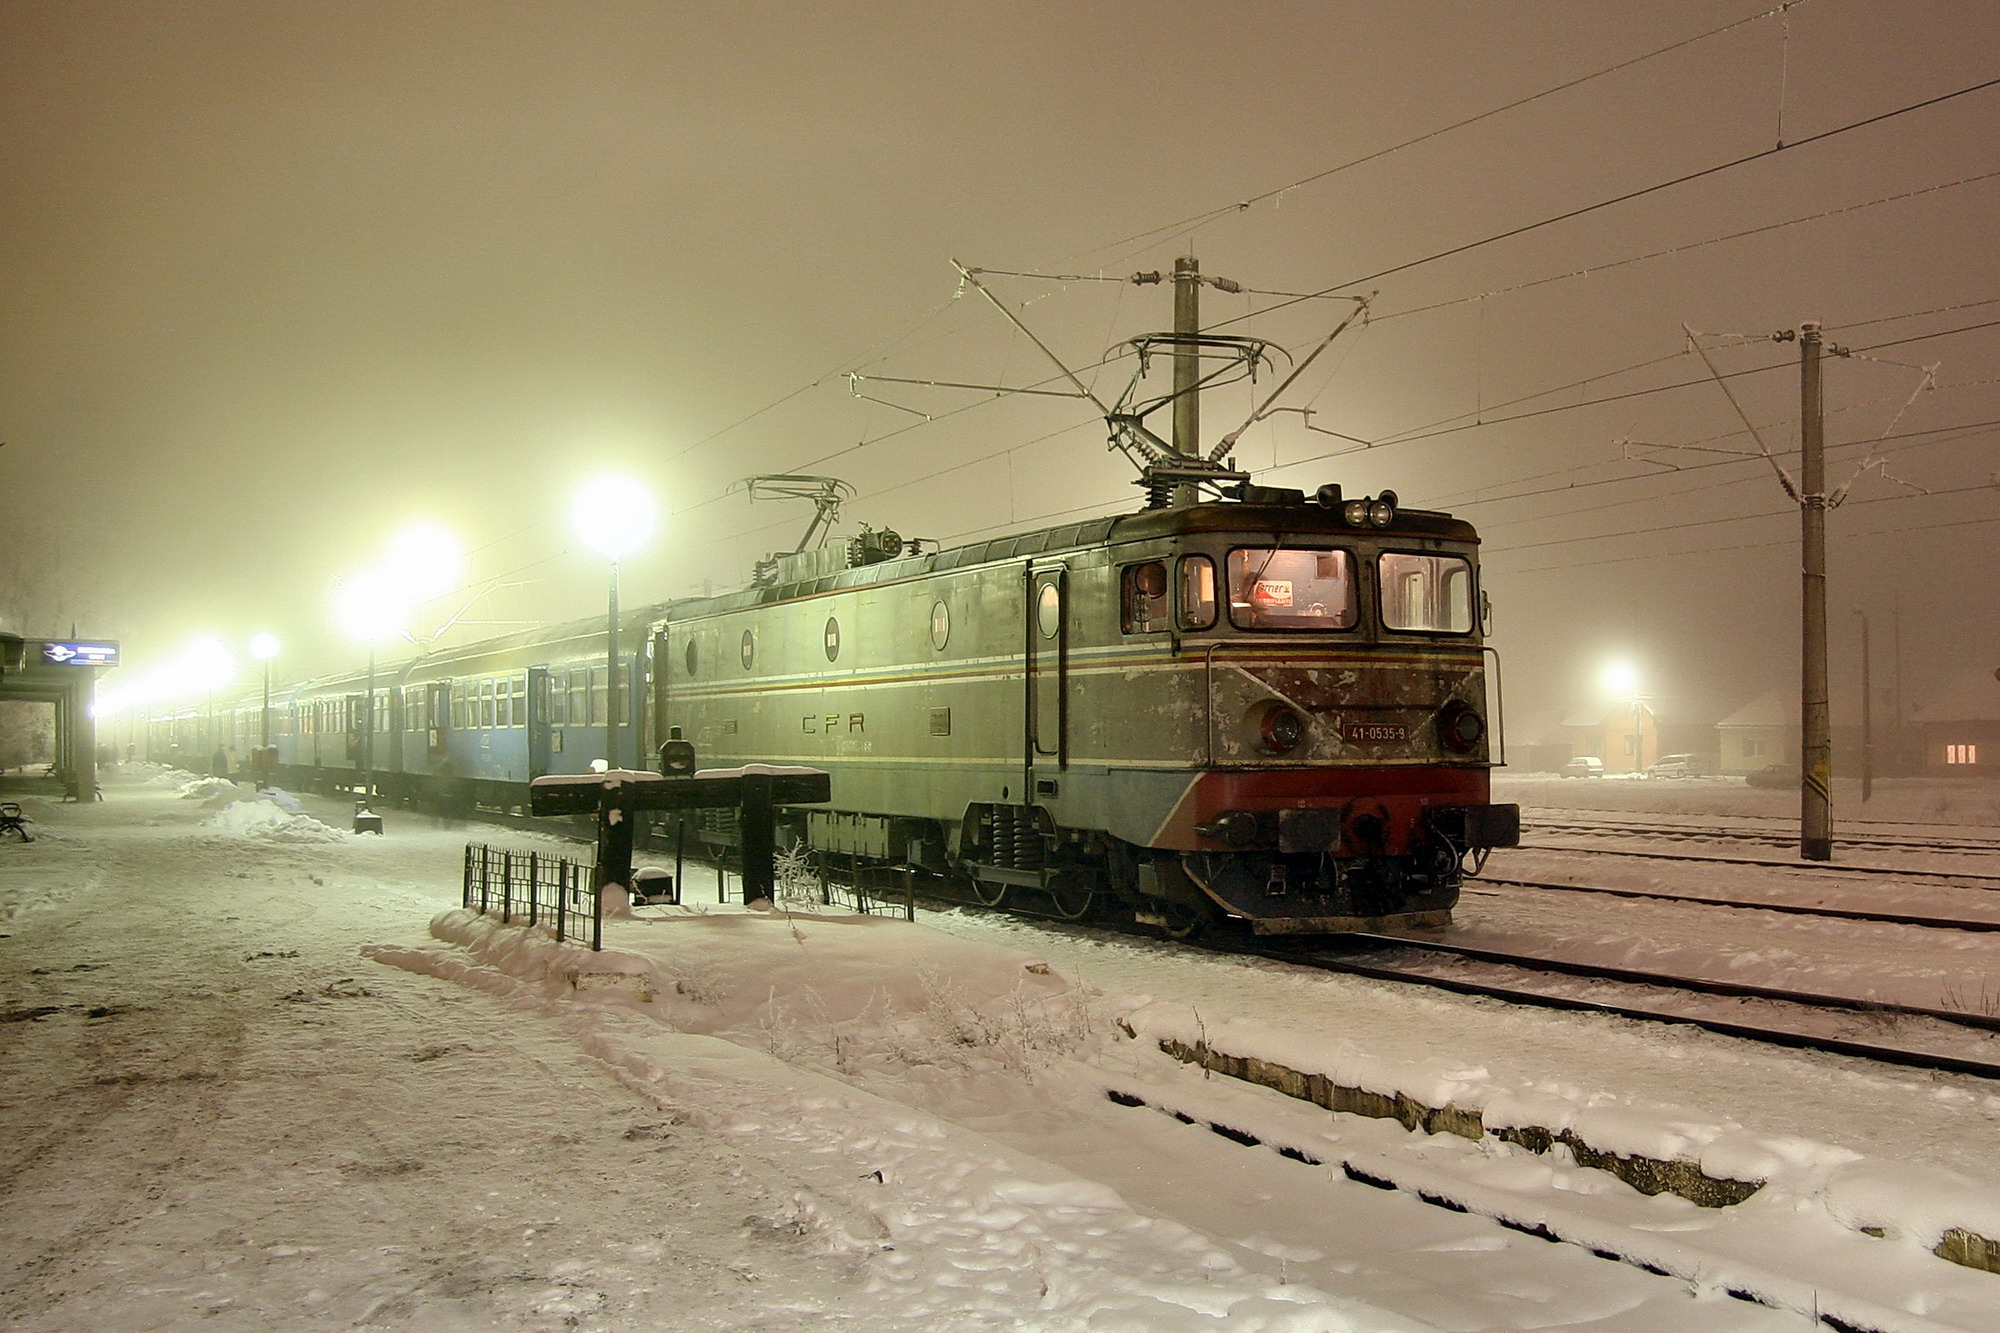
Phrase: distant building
[
  {"left": 1715, "top": 690, "right": 1795, "bottom": 776},
  {"left": 1910, "top": 667, "right": 2000, "bottom": 775},
  {"left": 1561, "top": 703, "right": 1657, "bottom": 774}
]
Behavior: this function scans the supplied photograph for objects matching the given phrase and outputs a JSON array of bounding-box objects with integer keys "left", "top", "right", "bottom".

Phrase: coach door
[
  {"left": 427, "top": 681, "right": 452, "bottom": 763},
  {"left": 1024, "top": 561, "right": 1069, "bottom": 793},
  {"left": 525, "top": 666, "right": 552, "bottom": 777}
]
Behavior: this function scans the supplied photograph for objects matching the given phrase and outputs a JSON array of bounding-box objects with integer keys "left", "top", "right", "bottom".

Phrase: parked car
[
  {"left": 1746, "top": 763, "right": 1800, "bottom": 789},
  {"left": 1561, "top": 756, "right": 1605, "bottom": 779},
  {"left": 1645, "top": 753, "right": 1696, "bottom": 779}
]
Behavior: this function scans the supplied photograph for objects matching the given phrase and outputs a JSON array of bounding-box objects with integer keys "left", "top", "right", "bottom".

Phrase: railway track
[
  {"left": 1262, "top": 934, "right": 2000, "bottom": 1082},
  {"left": 511, "top": 816, "right": 2000, "bottom": 1084},
  {"left": 1511, "top": 840, "right": 2000, "bottom": 885},
  {"left": 1466, "top": 877, "right": 2000, "bottom": 934},
  {"left": 1524, "top": 811, "right": 2000, "bottom": 857}
]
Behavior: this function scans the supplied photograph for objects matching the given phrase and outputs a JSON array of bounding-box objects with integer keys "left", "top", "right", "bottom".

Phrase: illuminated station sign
[{"left": 38, "top": 640, "right": 121, "bottom": 667}]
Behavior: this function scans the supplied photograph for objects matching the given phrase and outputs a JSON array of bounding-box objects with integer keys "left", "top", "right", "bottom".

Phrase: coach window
[
  {"left": 1178, "top": 556, "right": 1217, "bottom": 630},
  {"left": 510, "top": 675, "right": 526, "bottom": 727},
  {"left": 1119, "top": 562, "right": 1168, "bottom": 634},
  {"left": 1226, "top": 548, "right": 1358, "bottom": 630},
  {"left": 568, "top": 671, "right": 588, "bottom": 723},
  {"left": 1378, "top": 552, "right": 1473, "bottom": 633},
  {"left": 589, "top": 666, "right": 607, "bottom": 725},
  {"left": 480, "top": 681, "right": 496, "bottom": 729},
  {"left": 547, "top": 672, "right": 566, "bottom": 725}
]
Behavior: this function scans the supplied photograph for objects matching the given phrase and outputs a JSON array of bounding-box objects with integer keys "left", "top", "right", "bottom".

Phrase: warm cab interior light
[
  {"left": 1438, "top": 701, "right": 1484, "bottom": 752},
  {"left": 1261, "top": 704, "right": 1306, "bottom": 753}
]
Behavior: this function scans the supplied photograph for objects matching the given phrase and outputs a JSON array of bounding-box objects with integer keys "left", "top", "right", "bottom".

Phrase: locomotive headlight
[
  {"left": 1260, "top": 704, "right": 1306, "bottom": 754},
  {"left": 1341, "top": 492, "right": 1398, "bottom": 527},
  {"left": 1437, "top": 701, "right": 1483, "bottom": 752}
]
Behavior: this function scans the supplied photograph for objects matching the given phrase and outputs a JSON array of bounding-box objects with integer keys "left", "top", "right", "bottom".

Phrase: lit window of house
[{"left": 1946, "top": 743, "right": 1978, "bottom": 765}]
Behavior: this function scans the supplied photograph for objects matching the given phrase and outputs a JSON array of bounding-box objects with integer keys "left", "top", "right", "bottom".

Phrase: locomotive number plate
[{"left": 1344, "top": 722, "right": 1409, "bottom": 744}]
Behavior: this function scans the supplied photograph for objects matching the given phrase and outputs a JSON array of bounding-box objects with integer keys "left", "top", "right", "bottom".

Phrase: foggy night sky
[{"left": 2, "top": 0, "right": 1996, "bottom": 732}]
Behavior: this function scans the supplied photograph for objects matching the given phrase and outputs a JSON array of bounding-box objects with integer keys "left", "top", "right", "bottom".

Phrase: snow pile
[
  {"left": 372, "top": 901, "right": 2000, "bottom": 1330},
  {"left": 1121, "top": 999, "right": 2000, "bottom": 1289},
  {"left": 175, "top": 776, "right": 247, "bottom": 807},
  {"left": 257, "top": 786, "right": 305, "bottom": 815},
  {"left": 206, "top": 794, "right": 346, "bottom": 843},
  {"left": 376, "top": 911, "right": 1430, "bottom": 1331},
  {"left": 142, "top": 766, "right": 203, "bottom": 788}
]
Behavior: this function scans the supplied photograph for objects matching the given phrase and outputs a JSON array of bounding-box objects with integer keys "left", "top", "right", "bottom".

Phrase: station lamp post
[
  {"left": 571, "top": 477, "right": 658, "bottom": 773},
  {"left": 249, "top": 633, "right": 280, "bottom": 749},
  {"left": 333, "top": 523, "right": 463, "bottom": 807},
  {"left": 1602, "top": 660, "right": 1646, "bottom": 774},
  {"left": 249, "top": 633, "right": 281, "bottom": 789},
  {"left": 334, "top": 574, "right": 406, "bottom": 803}
]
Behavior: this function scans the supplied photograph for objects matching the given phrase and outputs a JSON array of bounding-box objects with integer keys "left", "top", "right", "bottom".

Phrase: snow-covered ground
[{"left": 3, "top": 770, "right": 1998, "bottom": 1331}]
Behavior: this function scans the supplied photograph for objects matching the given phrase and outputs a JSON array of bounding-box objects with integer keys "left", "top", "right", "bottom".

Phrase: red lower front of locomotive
[{"left": 1152, "top": 767, "right": 1520, "bottom": 933}]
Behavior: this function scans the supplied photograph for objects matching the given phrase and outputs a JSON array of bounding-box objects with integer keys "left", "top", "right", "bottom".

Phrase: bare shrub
[{"left": 1940, "top": 978, "right": 2000, "bottom": 1018}]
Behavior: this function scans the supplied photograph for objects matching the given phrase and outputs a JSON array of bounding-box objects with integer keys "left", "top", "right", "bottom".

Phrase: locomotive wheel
[{"left": 1045, "top": 881, "right": 1096, "bottom": 921}]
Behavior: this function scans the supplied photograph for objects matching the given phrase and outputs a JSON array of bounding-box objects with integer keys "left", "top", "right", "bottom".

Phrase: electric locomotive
[
  {"left": 655, "top": 481, "right": 1518, "bottom": 935},
  {"left": 157, "top": 261, "right": 1517, "bottom": 936}
]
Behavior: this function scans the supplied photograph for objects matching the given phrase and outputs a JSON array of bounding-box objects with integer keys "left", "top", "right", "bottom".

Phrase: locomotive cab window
[
  {"left": 1378, "top": 552, "right": 1474, "bottom": 633},
  {"left": 1178, "top": 555, "right": 1217, "bottom": 630},
  {"left": 1227, "top": 548, "right": 1357, "bottom": 630},
  {"left": 1119, "top": 561, "right": 1169, "bottom": 633}
]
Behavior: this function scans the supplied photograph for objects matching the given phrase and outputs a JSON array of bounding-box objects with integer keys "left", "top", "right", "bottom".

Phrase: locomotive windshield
[
  {"left": 1378, "top": 552, "right": 1474, "bottom": 632},
  {"left": 1226, "top": 548, "right": 1357, "bottom": 630}
]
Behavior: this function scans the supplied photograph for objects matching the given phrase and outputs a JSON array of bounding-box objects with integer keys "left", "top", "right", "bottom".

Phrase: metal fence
[
  {"left": 801, "top": 851, "right": 917, "bottom": 921},
  {"left": 462, "top": 843, "right": 601, "bottom": 950}
]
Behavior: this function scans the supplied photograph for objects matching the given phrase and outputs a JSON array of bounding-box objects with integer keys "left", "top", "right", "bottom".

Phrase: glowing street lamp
[
  {"left": 1601, "top": 660, "right": 1646, "bottom": 774},
  {"left": 384, "top": 521, "right": 466, "bottom": 603},
  {"left": 571, "top": 476, "right": 658, "bottom": 772},
  {"left": 178, "top": 636, "right": 239, "bottom": 774}
]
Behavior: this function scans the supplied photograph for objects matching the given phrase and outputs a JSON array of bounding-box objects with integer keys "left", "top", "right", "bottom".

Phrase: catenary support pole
[
  {"left": 1799, "top": 321, "right": 1833, "bottom": 860},
  {"left": 1856, "top": 609, "right": 1873, "bottom": 803},
  {"left": 1171, "top": 255, "right": 1200, "bottom": 508}
]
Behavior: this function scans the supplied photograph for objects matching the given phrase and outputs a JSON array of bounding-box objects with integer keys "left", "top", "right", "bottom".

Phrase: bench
[{"left": 0, "top": 802, "right": 31, "bottom": 842}]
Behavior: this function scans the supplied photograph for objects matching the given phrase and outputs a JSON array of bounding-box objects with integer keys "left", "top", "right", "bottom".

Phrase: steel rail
[
  {"left": 1257, "top": 935, "right": 2000, "bottom": 1081},
  {"left": 1527, "top": 815, "right": 2000, "bottom": 857},
  {"left": 1521, "top": 803, "right": 2000, "bottom": 843},
  {"left": 1468, "top": 878, "right": 2000, "bottom": 934},
  {"left": 1513, "top": 840, "right": 2000, "bottom": 885}
]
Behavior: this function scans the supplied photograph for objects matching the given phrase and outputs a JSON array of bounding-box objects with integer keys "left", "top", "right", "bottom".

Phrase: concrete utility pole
[
  {"left": 1855, "top": 609, "right": 1874, "bottom": 803},
  {"left": 1798, "top": 321, "right": 1833, "bottom": 860},
  {"left": 1171, "top": 256, "right": 1202, "bottom": 508}
]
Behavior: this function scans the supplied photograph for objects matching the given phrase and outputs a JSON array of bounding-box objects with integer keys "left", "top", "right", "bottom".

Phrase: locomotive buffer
[{"left": 528, "top": 761, "right": 831, "bottom": 907}]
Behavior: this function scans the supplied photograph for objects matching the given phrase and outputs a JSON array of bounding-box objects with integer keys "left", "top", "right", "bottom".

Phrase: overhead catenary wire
[
  {"left": 1209, "top": 71, "right": 2000, "bottom": 330},
  {"left": 621, "top": 45, "right": 2000, "bottom": 587},
  {"left": 1266, "top": 312, "right": 2000, "bottom": 479},
  {"left": 645, "top": 5, "right": 1823, "bottom": 475},
  {"left": 1499, "top": 511, "right": 2000, "bottom": 576},
  {"left": 1485, "top": 476, "right": 1998, "bottom": 557},
  {"left": 1045, "top": 2, "right": 1813, "bottom": 273}
]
